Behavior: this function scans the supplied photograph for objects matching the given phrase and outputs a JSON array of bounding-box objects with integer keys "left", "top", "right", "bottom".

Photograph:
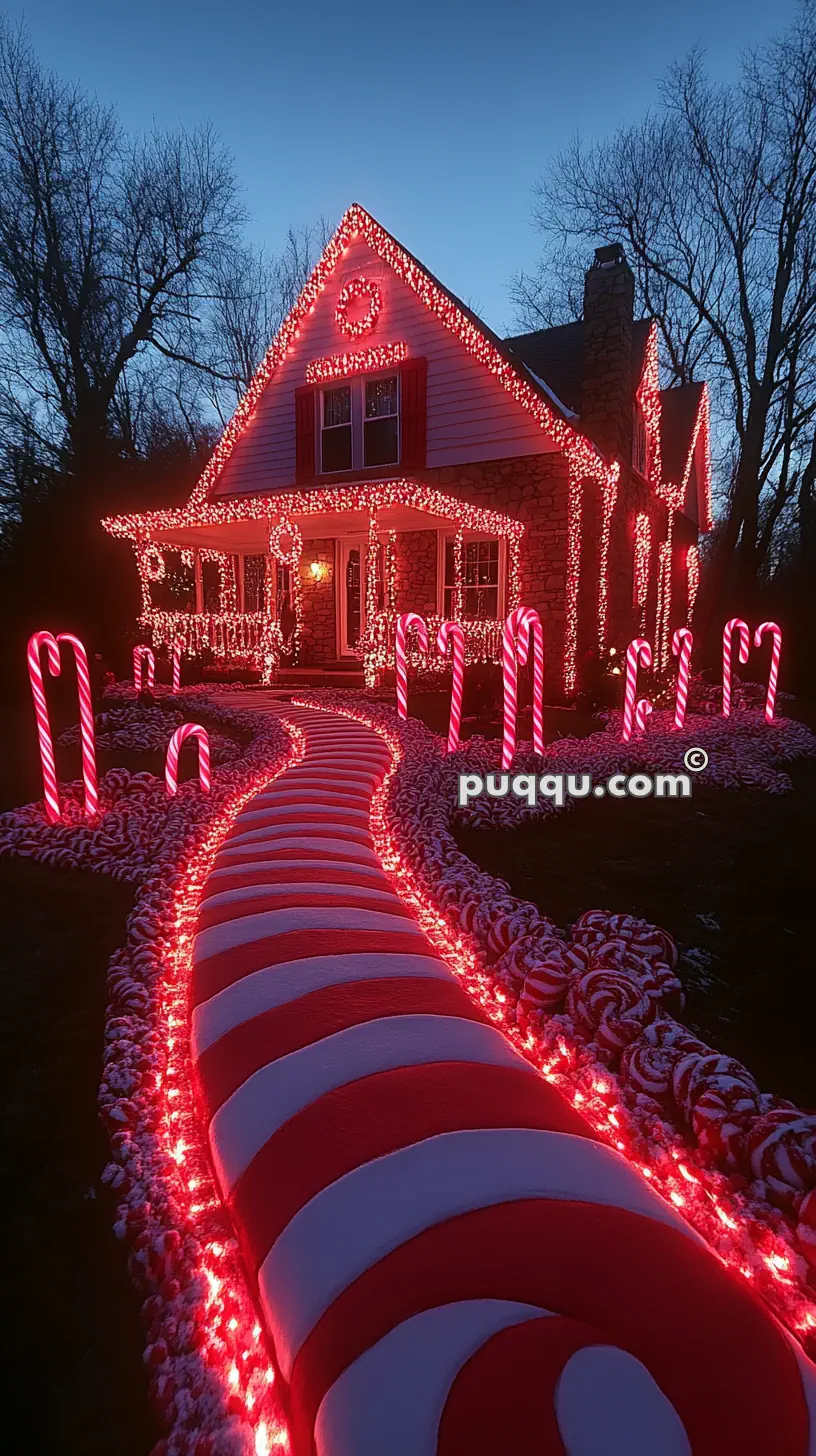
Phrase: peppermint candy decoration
[
  {"left": 566, "top": 966, "right": 658, "bottom": 1058},
  {"left": 619, "top": 1019, "right": 688, "bottom": 1104},
  {"left": 747, "top": 1110, "right": 816, "bottom": 1208},
  {"left": 690, "top": 1075, "right": 761, "bottom": 1170},
  {"left": 493, "top": 930, "right": 574, "bottom": 996},
  {"left": 673, "top": 1052, "right": 757, "bottom": 1114},
  {"left": 485, "top": 900, "right": 554, "bottom": 959},
  {"left": 796, "top": 1188, "right": 816, "bottom": 1272}
]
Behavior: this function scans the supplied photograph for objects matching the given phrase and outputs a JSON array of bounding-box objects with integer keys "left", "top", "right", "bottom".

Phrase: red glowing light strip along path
[{"left": 189, "top": 692, "right": 816, "bottom": 1453}]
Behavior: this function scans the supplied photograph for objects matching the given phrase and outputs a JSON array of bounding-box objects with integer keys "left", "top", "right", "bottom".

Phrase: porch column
[{"left": 194, "top": 551, "right": 204, "bottom": 614}]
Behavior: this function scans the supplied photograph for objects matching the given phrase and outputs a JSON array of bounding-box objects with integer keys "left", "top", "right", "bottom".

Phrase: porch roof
[{"left": 102, "top": 478, "right": 525, "bottom": 554}]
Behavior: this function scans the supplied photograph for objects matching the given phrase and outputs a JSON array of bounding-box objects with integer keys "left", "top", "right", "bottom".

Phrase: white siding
[{"left": 212, "top": 237, "right": 557, "bottom": 498}]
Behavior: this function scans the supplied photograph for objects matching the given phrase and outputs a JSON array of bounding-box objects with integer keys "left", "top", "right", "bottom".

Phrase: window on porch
[
  {"left": 442, "top": 536, "right": 502, "bottom": 619},
  {"left": 243, "top": 554, "right": 266, "bottom": 613}
]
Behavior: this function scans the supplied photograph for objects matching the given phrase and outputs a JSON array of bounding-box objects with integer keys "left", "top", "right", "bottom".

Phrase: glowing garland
[
  {"left": 295, "top": 693, "right": 816, "bottom": 1356},
  {"left": 686, "top": 543, "right": 701, "bottom": 627},
  {"left": 335, "top": 274, "right": 383, "bottom": 339},
  {"left": 305, "top": 341, "right": 408, "bottom": 384},
  {"left": 655, "top": 522, "right": 674, "bottom": 670},
  {"left": 597, "top": 468, "right": 620, "bottom": 653},
  {"left": 634, "top": 323, "right": 663, "bottom": 488},
  {"left": 634, "top": 512, "right": 651, "bottom": 633},
  {"left": 563, "top": 463, "right": 583, "bottom": 696},
  {"left": 268, "top": 519, "right": 303, "bottom": 663}
]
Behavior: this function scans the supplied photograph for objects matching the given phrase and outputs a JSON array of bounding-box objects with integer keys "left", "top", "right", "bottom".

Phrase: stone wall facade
[
  {"left": 298, "top": 536, "right": 336, "bottom": 663},
  {"left": 393, "top": 529, "right": 438, "bottom": 616}
]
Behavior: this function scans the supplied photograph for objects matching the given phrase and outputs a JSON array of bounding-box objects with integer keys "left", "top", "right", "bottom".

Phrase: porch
[{"left": 102, "top": 480, "right": 524, "bottom": 685}]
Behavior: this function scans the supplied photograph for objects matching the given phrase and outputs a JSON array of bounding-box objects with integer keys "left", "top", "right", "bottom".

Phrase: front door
[{"left": 338, "top": 538, "right": 366, "bottom": 657}]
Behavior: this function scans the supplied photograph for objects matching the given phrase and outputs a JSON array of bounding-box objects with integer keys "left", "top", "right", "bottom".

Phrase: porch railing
[
  {"left": 141, "top": 610, "right": 281, "bottom": 673},
  {"left": 359, "top": 611, "right": 504, "bottom": 684}
]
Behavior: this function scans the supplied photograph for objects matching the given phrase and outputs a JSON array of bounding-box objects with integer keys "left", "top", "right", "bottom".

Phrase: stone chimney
[{"left": 581, "top": 243, "right": 635, "bottom": 463}]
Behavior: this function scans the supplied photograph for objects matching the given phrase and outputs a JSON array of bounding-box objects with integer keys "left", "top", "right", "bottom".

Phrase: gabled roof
[
  {"left": 659, "top": 381, "right": 706, "bottom": 484},
  {"left": 185, "top": 204, "right": 610, "bottom": 512},
  {"left": 504, "top": 319, "right": 653, "bottom": 417}
]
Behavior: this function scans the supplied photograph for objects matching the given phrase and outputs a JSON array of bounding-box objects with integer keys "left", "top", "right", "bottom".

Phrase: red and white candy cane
[
  {"left": 27, "top": 630, "right": 98, "bottom": 823},
  {"left": 394, "top": 613, "right": 429, "bottom": 720},
  {"left": 634, "top": 696, "right": 653, "bottom": 735},
  {"left": 671, "top": 627, "right": 693, "bottom": 730},
  {"left": 436, "top": 620, "right": 465, "bottom": 752},
  {"left": 622, "top": 638, "right": 652, "bottom": 742},
  {"left": 133, "top": 644, "right": 155, "bottom": 693},
  {"left": 501, "top": 607, "right": 545, "bottom": 770},
  {"left": 171, "top": 636, "right": 184, "bottom": 694},
  {"left": 722, "top": 618, "right": 750, "bottom": 717},
  {"left": 165, "top": 722, "right": 211, "bottom": 796},
  {"left": 754, "top": 620, "right": 782, "bottom": 722}
]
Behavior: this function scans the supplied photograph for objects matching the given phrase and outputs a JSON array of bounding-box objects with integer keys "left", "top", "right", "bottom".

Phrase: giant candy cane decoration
[
  {"left": 671, "top": 627, "right": 693, "bottom": 730},
  {"left": 394, "top": 612, "right": 429, "bottom": 720},
  {"left": 27, "top": 630, "right": 98, "bottom": 823},
  {"left": 501, "top": 607, "right": 545, "bottom": 770},
  {"left": 722, "top": 618, "right": 750, "bottom": 717},
  {"left": 133, "top": 644, "right": 155, "bottom": 693},
  {"left": 165, "top": 723, "right": 211, "bottom": 796},
  {"left": 436, "top": 620, "right": 465, "bottom": 752},
  {"left": 171, "top": 636, "right": 184, "bottom": 694},
  {"left": 622, "top": 637, "right": 653, "bottom": 742},
  {"left": 754, "top": 620, "right": 782, "bottom": 722}
]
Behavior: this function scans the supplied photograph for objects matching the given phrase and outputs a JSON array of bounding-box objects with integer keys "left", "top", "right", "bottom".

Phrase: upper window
[
  {"left": 443, "top": 536, "right": 501, "bottom": 619},
  {"left": 321, "top": 385, "right": 352, "bottom": 472},
  {"left": 364, "top": 376, "right": 399, "bottom": 467}
]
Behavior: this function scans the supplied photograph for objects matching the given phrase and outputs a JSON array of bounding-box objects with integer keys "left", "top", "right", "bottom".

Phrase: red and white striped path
[{"left": 192, "top": 702, "right": 816, "bottom": 1456}]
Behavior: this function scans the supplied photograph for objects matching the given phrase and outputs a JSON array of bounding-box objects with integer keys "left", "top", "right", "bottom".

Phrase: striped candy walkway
[{"left": 192, "top": 703, "right": 816, "bottom": 1455}]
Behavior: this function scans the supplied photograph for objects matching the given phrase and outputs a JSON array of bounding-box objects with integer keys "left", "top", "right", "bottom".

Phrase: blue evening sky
[{"left": 8, "top": 0, "right": 798, "bottom": 333}]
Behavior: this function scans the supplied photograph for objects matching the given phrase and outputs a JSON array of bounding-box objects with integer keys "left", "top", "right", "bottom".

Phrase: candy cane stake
[
  {"left": 394, "top": 613, "right": 429, "bottom": 720},
  {"left": 622, "top": 638, "right": 653, "bottom": 743},
  {"left": 722, "top": 618, "right": 750, "bottom": 717},
  {"left": 133, "top": 644, "right": 155, "bottom": 693},
  {"left": 754, "top": 621, "right": 782, "bottom": 722},
  {"left": 171, "top": 637, "right": 184, "bottom": 694},
  {"left": 671, "top": 627, "right": 694, "bottom": 730},
  {"left": 501, "top": 607, "right": 545, "bottom": 770},
  {"left": 436, "top": 621, "right": 465, "bottom": 753},
  {"left": 634, "top": 697, "right": 653, "bottom": 735},
  {"left": 27, "top": 630, "right": 98, "bottom": 823},
  {"left": 59, "top": 633, "right": 99, "bottom": 819},
  {"left": 27, "top": 632, "right": 62, "bottom": 824},
  {"left": 165, "top": 723, "right": 211, "bottom": 797}
]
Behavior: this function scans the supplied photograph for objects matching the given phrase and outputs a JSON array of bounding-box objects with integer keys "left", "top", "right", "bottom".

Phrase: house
[{"left": 102, "top": 205, "right": 711, "bottom": 695}]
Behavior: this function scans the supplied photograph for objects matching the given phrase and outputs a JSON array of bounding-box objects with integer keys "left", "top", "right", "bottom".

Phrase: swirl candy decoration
[
  {"left": 501, "top": 606, "right": 545, "bottom": 770},
  {"left": 394, "top": 612, "right": 429, "bottom": 720},
  {"left": 566, "top": 965, "right": 659, "bottom": 1057},
  {"left": 27, "top": 630, "right": 98, "bottom": 823},
  {"left": 672, "top": 627, "right": 694, "bottom": 730},
  {"left": 436, "top": 620, "right": 465, "bottom": 752},
  {"left": 754, "top": 621, "right": 783, "bottom": 723},
  {"left": 165, "top": 723, "right": 211, "bottom": 797},
  {"left": 189, "top": 702, "right": 816, "bottom": 1456},
  {"left": 133, "top": 644, "right": 155, "bottom": 693},
  {"left": 722, "top": 618, "right": 751, "bottom": 717},
  {"left": 621, "top": 638, "right": 652, "bottom": 742}
]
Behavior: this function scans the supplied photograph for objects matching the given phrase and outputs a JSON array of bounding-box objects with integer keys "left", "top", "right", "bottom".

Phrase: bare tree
[
  {"left": 0, "top": 18, "right": 245, "bottom": 480},
  {"left": 197, "top": 220, "right": 332, "bottom": 424},
  {"left": 516, "top": 3, "right": 816, "bottom": 619}
]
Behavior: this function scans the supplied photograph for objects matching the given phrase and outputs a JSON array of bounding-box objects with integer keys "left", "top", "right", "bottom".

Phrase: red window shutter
[
  {"left": 295, "top": 385, "right": 316, "bottom": 483},
  {"left": 399, "top": 357, "right": 427, "bottom": 470}
]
